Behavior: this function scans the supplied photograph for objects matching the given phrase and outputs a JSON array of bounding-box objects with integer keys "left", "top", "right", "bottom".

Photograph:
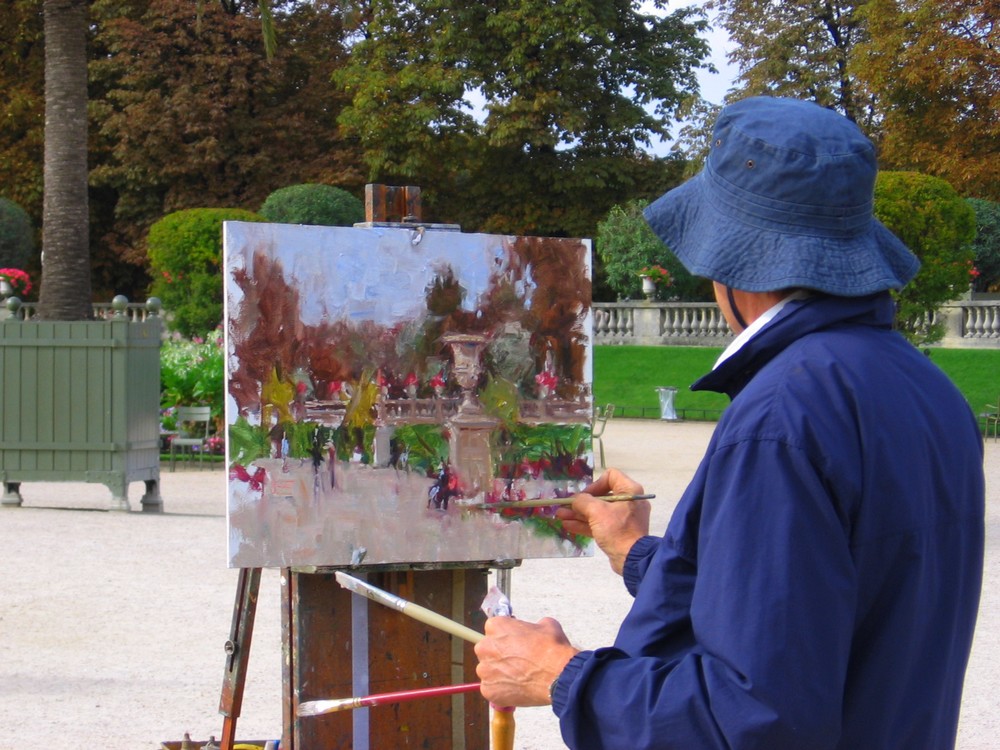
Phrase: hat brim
[{"left": 644, "top": 172, "right": 920, "bottom": 296}]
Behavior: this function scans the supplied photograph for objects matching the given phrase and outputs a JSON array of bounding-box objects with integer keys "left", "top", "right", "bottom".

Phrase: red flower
[
  {"left": 638, "top": 265, "right": 672, "bottom": 287},
  {"left": 0, "top": 268, "right": 32, "bottom": 296}
]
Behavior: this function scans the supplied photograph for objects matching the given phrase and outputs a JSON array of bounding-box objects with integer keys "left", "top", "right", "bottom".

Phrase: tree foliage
[
  {"left": 0, "top": 0, "right": 45, "bottom": 225},
  {"left": 260, "top": 184, "right": 365, "bottom": 226},
  {"left": 4, "top": 0, "right": 713, "bottom": 305},
  {"left": 968, "top": 198, "right": 1000, "bottom": 294},
  {"left": 90, "top": 0, "right": 364, "bottom": 268},
  {"left": 707, "top": 0, "right": 998, "bottom": 201},
  {"left": 855, "top": 0, "right": 1000, "bottom": 201},
  {"left": 334, "top": 0, "right": 710, "bottom": 236},
  {"left": 874, "top": 171, "right": 976, "bottom": 344},
  {"left": 595, "top": 200, "right": 711, "bottom": 302},
  {"left": 707, "top": 0, "right": 873, "bottom": 124},
  {"left": 0, "top": 198, "right": 35, "bottom": 270},
  {"left": 147, "top": 207, "right": 265, "bottom": 337}
]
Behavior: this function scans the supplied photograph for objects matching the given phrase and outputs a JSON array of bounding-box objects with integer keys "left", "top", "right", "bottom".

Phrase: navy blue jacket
[{"left": 554, "top": 293, "right": 984, "bottom": 748}]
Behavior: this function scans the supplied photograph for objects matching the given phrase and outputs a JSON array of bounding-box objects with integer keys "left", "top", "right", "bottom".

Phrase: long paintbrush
[
  {"left": 471, "top": 492, "right": 654, "bottom": 510},
  {"left": 334, "top": 572, "right": 484, "bottom": 644},
  {"left": 298, "top": 683, "right": 481, "bottom": 717}
]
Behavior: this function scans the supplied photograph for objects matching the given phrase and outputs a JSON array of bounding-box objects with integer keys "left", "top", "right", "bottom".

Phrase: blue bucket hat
[{"left": 644, "top": 97, "right": 919, "bottom": 295}]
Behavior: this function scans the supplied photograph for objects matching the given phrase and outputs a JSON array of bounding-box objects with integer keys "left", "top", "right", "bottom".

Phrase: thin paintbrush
[
  {"left": 298, "top": 683, "right": 481, "bottom": 716},
  {"left": 334, "top": 571, "right": 484, "bottom": 644},
  {"left": 472, "top": 493, "right": 655, "bottom": 510}
]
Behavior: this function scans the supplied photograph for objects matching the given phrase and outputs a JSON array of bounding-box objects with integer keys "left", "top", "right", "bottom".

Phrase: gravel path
[{"left": 1, "top": 419, "right": 996, "bottom": 749}]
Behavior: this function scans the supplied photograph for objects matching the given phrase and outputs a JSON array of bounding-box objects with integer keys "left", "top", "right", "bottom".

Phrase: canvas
[{"left": 223, "top": 221, "right": 595, "bottom": 568}]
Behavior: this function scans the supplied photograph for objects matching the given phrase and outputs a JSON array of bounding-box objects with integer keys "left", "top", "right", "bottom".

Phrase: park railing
[
  {"left": 593, "top": 299, "right": 1000, "bottom": 349},
  {"left": 7, "top": 296, "right": 162, "bottom": 323}
]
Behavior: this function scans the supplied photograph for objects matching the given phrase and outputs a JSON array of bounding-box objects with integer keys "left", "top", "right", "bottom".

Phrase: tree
[
  {"left": 334, "top": 0, "right": 710, "bottom": 236},
  {"left": 854, "top": 0, "right": 1000, "bottom": 201},
  {"left": 968, "top": 198, "right": 1000, "bottom": 294},
  {"left": 90, "top": 0, "right": 363, "bottom": 270},
  {"left": 595, "top": 200, "right": 711, "bottom": 302},
  {"left": 708, "top": 0, "right": 999, "bottom": 200},
  {"left": 260, "top": 184, "right": 365, "bottom": 226},
  {"left": 0, "top": 0, "right": 45, "bottom": 225},
  {"left": 0, "top": 198, "right": 35, "bottom": 270},
  {"left": 18, "top": 0, "right": 318, "bottom": 313},
  {"left": 670, "top": 96, "right": 722, "bottom": 177},
  {"left": 36, "top": 0, "right": 92, "bottom": 320},
  {"left": 873, "top": 171, "right": 976, "bottom": 344},
  {"left": 707, "top": 0, "right": 874, "bottom": 125}
]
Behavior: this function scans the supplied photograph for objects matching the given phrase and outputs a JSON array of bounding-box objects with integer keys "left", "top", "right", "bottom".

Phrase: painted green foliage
[{"left": 874, "top": 171, "right": 976, "bottom": 345}]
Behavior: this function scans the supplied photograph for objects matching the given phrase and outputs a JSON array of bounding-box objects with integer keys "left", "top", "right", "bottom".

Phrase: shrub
[
  {"left": 160, "top": 328, "right": 225, "bottom": 428},
  {"left": 0, "top": 198, "right": 35, "bottom": 270},
  {"left": 968, "top": 198, "right": 1000, "bottom": 293},
  {"left": 595, "top": 200, "right": 710, "bottom": 302},
  {"left": 874, "top": 172, "right": 977, "bottom": 345},
  {"left": 259, "top": 183, "right": 364, "bottom": 227},
  {"left": 147, "top": 207, "right": 264, "bottom": 337}
]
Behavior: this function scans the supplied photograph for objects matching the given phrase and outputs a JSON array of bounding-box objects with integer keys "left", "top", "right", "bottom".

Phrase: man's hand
[
  {"left": 556, "top": 468, "right": 651, "bottom": 575},
  {"left": 474, "top": 616, "right": 579, "bottom": 707}
]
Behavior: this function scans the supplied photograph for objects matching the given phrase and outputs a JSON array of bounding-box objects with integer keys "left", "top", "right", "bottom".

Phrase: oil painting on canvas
[{"left": 223, "top": 221, "right": 594, "bottom": 568}]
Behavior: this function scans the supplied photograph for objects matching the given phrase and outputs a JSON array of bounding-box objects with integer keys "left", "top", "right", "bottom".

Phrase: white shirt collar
[{"left": 714, "top": 290, "right": 811, "bottom": 370}]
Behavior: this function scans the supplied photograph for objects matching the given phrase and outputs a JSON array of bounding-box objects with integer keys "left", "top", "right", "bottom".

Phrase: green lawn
[{"left": 593, "top": 345, "right": 1000, "bottom": 423}]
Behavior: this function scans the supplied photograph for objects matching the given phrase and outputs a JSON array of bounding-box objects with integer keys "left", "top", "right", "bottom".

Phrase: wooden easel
[{"left": 218, "top": 185, "right": 510, "bottom": 750}]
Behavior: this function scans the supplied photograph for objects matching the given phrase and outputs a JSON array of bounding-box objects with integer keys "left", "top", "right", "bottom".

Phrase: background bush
[
  {"left": 259, "top": 183, "right": 364, "bottom": 227},
  {"left": 968, "top": 198, "right": 1000, "bottom": 293},
  {"left": 874, "top": 171, "right": 976, "bottom": 345},
  {"left": 147, "top": 207, "right": 264, "bottom": 337},
  {"left": 160, "top": 329, "right": 225, "bottom": 428},
  {"left": 0, "top": 197, "right": 35, "bottom": 270},
  {"left": 595, "top": 199, "right": 711, "bottom": 302}
]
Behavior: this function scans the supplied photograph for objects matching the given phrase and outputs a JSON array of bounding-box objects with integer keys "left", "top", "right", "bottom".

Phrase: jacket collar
[{"left": 691, "top": 292, "right": 898, "bottom": 399}]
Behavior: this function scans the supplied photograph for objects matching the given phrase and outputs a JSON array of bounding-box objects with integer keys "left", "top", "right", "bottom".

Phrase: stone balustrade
[
  {"left": 593, "top": 299, "right": 1000, "bottom": 349},
  {"left": 594, "top": 302, "right": 734, "bottom": 347},
  {"left": 4, "top": 295, "right": 162, "bottom": 323}
]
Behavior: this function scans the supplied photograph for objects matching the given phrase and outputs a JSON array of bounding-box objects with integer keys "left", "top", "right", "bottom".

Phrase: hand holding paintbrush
[{"left": 554, "top": 469, "right": 653, "bottom": 576}]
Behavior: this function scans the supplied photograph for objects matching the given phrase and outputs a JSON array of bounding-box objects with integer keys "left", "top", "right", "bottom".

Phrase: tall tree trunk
[{"left": 38, "top": 0, "right": 92, "bottom": 320}]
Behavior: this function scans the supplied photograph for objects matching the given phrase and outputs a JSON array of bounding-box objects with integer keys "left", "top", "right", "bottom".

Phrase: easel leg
[{"left": 219, "top": 567, "right": 261, "bottom": 750}]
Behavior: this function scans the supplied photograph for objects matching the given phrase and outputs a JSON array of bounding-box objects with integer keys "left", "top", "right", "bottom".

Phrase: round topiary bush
[
  {"left": 259, "top": 183, "right": 364, "bottom": 227},
  {"left": 147, "top": 207, "right": 264, "bottom": 337},
  {"left": 0, "top": 198, "right": 35, "bottom": 270}
]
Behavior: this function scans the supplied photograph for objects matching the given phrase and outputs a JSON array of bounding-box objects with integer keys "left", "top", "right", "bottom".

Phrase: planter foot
[
  {"left": 140, "top": 479, "right": 163, "bottom": 513},
  {"left": 106, "top": 478, "right": 131, "bottom": 512},
  {"left": 2, "top": 482, "right": 23, "bottom": 507}
]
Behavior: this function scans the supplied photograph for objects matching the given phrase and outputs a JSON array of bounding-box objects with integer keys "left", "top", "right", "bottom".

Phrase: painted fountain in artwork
[{"left": 223, "top": 221, "right": 595, "bottom": 568}]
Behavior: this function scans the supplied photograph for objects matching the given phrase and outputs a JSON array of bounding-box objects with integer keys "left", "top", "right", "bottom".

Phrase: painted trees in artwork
[{"left": 225, "top": 229, "right": 593, "bottom": 477}]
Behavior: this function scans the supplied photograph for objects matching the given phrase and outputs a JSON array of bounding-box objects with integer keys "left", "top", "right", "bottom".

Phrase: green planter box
[{"left": 0, "top": 307, "right": 163, "bottom": 511}]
